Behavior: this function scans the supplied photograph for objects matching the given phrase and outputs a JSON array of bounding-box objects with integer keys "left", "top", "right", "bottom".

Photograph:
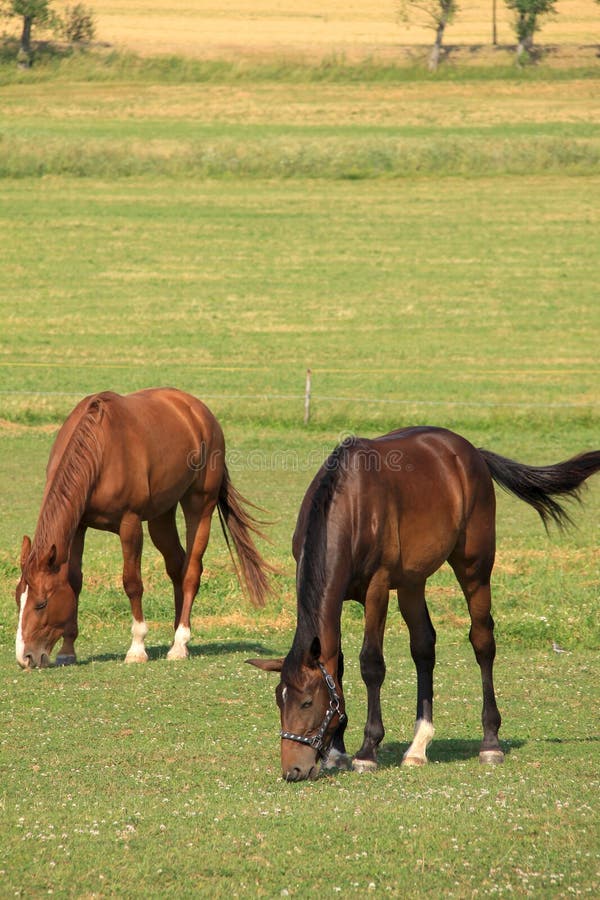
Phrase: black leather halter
[{"left": 280, "top": 662, "right": 347, "bottom": 758}]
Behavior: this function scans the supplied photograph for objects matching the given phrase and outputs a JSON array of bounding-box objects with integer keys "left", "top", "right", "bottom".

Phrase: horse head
[
  {"left": 16, "top": 536, "right": 75, "bottom": 669},
  {"left": 248, "top": 637, "right": 346, "bottom": 782}
]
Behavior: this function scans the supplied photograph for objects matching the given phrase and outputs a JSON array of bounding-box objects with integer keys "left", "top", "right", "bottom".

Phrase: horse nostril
[{"left": 284, "top": 767, "right": 303, "bottom": 782}]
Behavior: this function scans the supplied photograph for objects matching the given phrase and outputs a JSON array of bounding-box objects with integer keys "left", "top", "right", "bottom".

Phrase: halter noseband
[{"left": 280, "top": 662, "right": 347, "bottom": 758}]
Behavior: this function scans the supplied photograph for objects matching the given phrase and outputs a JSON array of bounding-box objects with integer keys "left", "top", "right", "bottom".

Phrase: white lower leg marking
[
  {"left": 125, "top": 618, "right": 148, "bottom": 662},
  {"left": 323, "top": 747, "right": 353, "bottom": 771},
  {"left": 403, "top": 718, "right": 435, "bottom": 764},
  {"left": 167, "top": 624, "right": 191, "bottom": 660},
  {"left": 16, "top": 586, "right": 28, "bottom": 666}
]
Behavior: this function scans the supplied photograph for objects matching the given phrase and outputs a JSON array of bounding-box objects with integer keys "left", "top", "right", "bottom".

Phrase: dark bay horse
[
  {"left": 249, "top": 427, "right": 600, "bottom": 781},
  {"left": 16, "top": 388, "right": 270, "bottom": 668}
]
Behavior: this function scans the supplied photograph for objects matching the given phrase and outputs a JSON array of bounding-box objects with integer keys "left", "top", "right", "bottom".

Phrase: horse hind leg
[
  {"left": 449, "top": 550, "right": 504, "bottom": 764},
  {"left": 147, "top": 509, "right": 187, "bottom": 660},
  {"left": 167, "top": 492, "right": 216, "bottom": 660},
  {"left": 397, "top": 581, "right": 436, "bottom": 766},
  {"left": 119, "top": 515, "right": 148, "bottom": 664}
]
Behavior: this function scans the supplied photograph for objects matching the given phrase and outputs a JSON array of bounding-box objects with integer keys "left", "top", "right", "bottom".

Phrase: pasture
[{"left": 1, "top": 22, "right": 599, "bottom": 899}]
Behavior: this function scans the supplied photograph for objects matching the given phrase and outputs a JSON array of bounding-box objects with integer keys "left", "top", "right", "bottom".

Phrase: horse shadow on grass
[
  {"left": 372, "top": 738, "right": 525, "bottom": 767},
  {"left": 323, "top": 734, "right": 600, "bottom": 773},
  {"left": 72, "top": 640, "right": 280, "bottom": 667}
]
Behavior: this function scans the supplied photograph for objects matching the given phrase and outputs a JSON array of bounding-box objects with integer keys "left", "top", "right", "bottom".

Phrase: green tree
[
  {"left": 395, "top": 0, "right": 459, "bottom": 71},
  {"left": 1, "top": 0, "right": 57, "bottom": 65},
  {"left": 61, "top": 3, "right": 96, "bottom": 43},
  {"left": 503, "top": 0, "right": 558, "bottom": 59}
]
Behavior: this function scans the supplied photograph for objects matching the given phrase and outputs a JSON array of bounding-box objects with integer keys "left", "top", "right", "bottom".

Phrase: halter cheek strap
[{"left": 280, "top": 662, "right": 347, "bottom": 758}]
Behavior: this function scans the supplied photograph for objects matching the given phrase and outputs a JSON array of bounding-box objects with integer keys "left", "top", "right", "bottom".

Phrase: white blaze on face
[{"left": 15, "top": 586, "right": 28, "bottom": 666}]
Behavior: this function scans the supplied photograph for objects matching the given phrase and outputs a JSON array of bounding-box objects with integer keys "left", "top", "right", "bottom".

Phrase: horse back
[
  {"left": 367, "top": 428, "right": 496, "bottom": 580},
  {"left": 296, "top": 427, "right": 496, "bottom": 587},
  {"left": 53, "top": 388, "right": 224, "bottom": 526}
]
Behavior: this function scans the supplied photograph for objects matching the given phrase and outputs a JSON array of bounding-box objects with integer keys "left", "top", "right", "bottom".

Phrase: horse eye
[
  {"left": 300, "top": 699, "right": 313, "bottom": 709},
  {"left": 34, "top": 599, "right": 48, "bottom": 611}
]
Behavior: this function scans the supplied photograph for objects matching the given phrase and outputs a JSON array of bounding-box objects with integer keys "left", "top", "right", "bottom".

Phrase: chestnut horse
[
  {"left": 249, "top": 428, "right": 600, "bottom": 781},
  {"left": 16, "top": 388, "right": 270, "bottom": 668}
]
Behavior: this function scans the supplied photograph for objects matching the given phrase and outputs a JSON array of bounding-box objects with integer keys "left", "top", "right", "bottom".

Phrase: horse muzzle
[
  {"left": 281, "top": 741, "right": 321, "bottom": 782},
  {"left": 283, "top": 762, "right": 320, "bottom": 782},
  {"left": 17, "top": 648, "right": 51, "bottom": 669}
]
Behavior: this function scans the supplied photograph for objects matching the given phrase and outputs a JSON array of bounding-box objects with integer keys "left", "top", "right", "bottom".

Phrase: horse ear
[
  {"left": 246, "top": 658, "right": 284, "bottom": 673},
  {"left": 45, "top": 544, "right": 59, "bottom": 572},
  {"left": 308, "top": 636, "right": 321, "bottom": 664},
  {"left": 20, "top": 536, "right": 31, "bottom": 570}
]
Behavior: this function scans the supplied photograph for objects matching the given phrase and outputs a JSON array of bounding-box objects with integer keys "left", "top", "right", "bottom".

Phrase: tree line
[
  {"left": 2, "top": 0, "right": 598, "bottom": 68},
  {"left": 396, "top": 0, "right": 599, "bottom": 69},
  {"left": 1, "top": 0, "right": 95, "bottom": 65}
]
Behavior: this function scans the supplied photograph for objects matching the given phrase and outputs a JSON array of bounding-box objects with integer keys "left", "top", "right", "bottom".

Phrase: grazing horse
[
  {"left": 16, "top": 388, "right": 270, "bottom": 668},
  {"left": 249, "top": 428, "right": 600, "bottom": 781}
]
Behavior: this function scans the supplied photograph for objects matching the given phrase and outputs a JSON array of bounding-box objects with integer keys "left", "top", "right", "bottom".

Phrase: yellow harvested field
[
  {"left": 56, "top": 0, "right": 600, "bottom": 59},
  {"left": 5, "top": 80, "right": 599, "bottom": 126}
]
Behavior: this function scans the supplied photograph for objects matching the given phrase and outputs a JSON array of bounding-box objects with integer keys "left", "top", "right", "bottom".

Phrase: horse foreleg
[
  {"left": 398, "top": 582, "right": 436, "bottom": 766},
  {"left": 323, "top": 648, "right": 353, "bottom": 771},
  {"left": 353, "top": 579, "right": 389, "bottom": 773},
  {"left": 119, "top": 515, "right": 148, "bottom": 664},
  {"left": 56, "top": 526, "right": 86, "bottom": 666}
]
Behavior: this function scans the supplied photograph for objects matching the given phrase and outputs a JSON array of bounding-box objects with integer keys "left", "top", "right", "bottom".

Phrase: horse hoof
[
  {"left": 125, "top": 651, "right": 148, "bottom": 664},
  {"left": 166, "top": 647, "right": 189, "bottom": 661},
  {"left": 402, "top": 755, "right": 427, "bottom": 767},
  {"left": 352, "top": 758, "right": 378, "bottom": 773},
  {"left": 323, "top": 749, "right": 353, "bottom": 771},
  {"left": 479, "top": 749, "right": 505, "bottom": 765},
  {"left": 55, "top": 654, "right": 76, "bottom": 667}
]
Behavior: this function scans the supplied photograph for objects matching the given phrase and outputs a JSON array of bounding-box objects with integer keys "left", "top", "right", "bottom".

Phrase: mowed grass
[
  {"left": 1, "top": 172, "right": 599, "bottom": 895},
  {"left": 1, "top": 634, "right": 598, "bottom": 896},
  {"left": 1, "top": 67, "right": 599, "bottom": 177},
  {"left": 0, "top": 54, "right": 599, "bottom": 896}
]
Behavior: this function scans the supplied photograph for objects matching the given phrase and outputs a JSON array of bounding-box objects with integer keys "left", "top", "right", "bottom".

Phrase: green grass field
[{"left": 0, "top": 45, "right": 599, "bottom": 897}]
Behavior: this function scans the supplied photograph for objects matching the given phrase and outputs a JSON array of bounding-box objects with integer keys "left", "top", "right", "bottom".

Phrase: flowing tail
[
  {"left": 217, "top": 465, "right": 272, "bottom": 607},
  {"left": 478, "top": 447, "right": 600, "bottom": 531}
]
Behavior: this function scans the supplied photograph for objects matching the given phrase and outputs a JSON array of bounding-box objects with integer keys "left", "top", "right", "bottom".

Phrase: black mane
[{"left": 284, "top": 436, "right": 360, "bottom": 674}]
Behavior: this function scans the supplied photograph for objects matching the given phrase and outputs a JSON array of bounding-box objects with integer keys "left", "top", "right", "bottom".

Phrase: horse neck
[{"left": 31, "top": 405, "right": 103, "bottom": 564}]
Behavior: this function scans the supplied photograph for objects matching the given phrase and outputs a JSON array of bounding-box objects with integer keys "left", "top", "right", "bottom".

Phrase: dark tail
[
  {"left": 217, "top": 465, "right": 272, "bottom": 607},
  {"left": 478, "top": 447, "right": 600, "bottom": 531}
]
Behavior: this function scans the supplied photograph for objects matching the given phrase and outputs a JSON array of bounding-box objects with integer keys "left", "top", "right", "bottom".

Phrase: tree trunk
[
  {"left": 516, "top": 12, "right": 534, "bottom": 61},
  {"left": 428, "top": 21, "right": 446, "bottom": 72},
  {"left": 19, "top": 15, "right": 33, "bottom": 67}
]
